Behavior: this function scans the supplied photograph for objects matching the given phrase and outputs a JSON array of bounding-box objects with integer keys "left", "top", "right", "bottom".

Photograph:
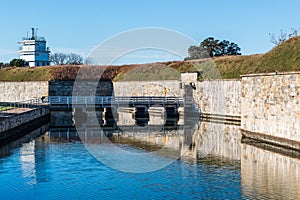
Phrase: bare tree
[
  {"left": 84, "top": 57, "right": 94, "bottom": 65},
  {"left": 269, "top": 28, "right": 298, "bottom": 46},
  {"left": 66, "top": 53, "right": 83, "bottom": 65},
  {"left": 50, "top": 53, "right": 83, "bottom": 65},
  {"left": 50, "top": 53, "right": 67, "bottom": 65}
]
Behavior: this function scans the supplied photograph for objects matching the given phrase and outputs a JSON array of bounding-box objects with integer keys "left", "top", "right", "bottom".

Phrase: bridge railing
[
  {"left": 49, "top": 96, "right": 190, "bottom": 108},
  {"left": 0, "top": 98, "right": 47, "bottom": 113}
]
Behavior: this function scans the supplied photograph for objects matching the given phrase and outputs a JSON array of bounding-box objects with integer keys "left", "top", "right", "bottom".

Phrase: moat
[{"left": 0, "top": 109, "right": 299, "bottom": 199}]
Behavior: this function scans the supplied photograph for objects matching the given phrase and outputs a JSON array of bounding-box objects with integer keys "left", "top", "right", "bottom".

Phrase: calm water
[{"left": 0, "top": 118, "right": 299, "bottom": 199}]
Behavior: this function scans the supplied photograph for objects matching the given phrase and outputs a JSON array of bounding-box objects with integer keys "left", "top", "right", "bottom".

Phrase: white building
[{"left": 18, "top": 28, "right": 50, "bottom": 67}]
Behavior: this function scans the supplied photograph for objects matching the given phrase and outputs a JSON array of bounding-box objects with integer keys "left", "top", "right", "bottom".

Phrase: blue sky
[{"left": 0, "top": 0, "right": 299, "bottom": 64}]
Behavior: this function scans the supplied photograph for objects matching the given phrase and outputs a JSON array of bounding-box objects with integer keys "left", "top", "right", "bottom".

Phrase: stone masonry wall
[
  {"left": 241, "top": 72, "right": 300, "bottom": 144},
  {"left": 49, "top": 81, "right": 113, "bottom": 96},
  {"left": 0, "top": 81, "right": 48, "bottom": 102},
  {"left": 194, "top": 80, "right": 241, "bottom": 117},
  {"left": 0, "top": 107, "right": 50, "bottom": 134},
  {"left": 113, "top": 81, "right": 184, "bottom": 97}
]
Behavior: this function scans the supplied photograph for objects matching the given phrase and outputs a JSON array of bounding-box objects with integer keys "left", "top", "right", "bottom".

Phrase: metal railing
[
  {"left": 21, "top": 36, "right": 46, "bottom": 41},
  {"left": 0, "top": 97, "right": 48, "bottom": 113},
  {"left": 49, "top": 96, "right": 190, "bottom": 108}
]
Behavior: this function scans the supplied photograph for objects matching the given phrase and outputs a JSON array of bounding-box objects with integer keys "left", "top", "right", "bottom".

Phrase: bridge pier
[
  {"left": 178, "top": 107, "right": 184, "bottom": 125},
  {"left": 102, "top": 107, "right": 118, "bottom": 126},
  {"left": 148, "top": 107, "right": 165, "bottom": 126},
  {"left": 117, "top": 108, "right": 136, "bottom": 126}
]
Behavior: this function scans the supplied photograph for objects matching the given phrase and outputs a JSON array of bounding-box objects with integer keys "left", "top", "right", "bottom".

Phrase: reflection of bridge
[{"left": 49, "top": 96, "right": 193, "bottom": 109}]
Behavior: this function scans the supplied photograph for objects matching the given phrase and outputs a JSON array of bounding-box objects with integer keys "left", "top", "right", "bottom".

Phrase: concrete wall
[
  {"left": 0, "top": 81, "right": 48, "bottom": 102},
  {"left": 241, "top": 72, "right": 300, "bottom": 147}
]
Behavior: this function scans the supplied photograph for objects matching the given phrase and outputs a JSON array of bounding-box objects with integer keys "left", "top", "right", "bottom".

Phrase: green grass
[
  {"left": 1, "top": 36, "right": 300, "bottom": 81},
  {"left": 0, "top": 106, "right": 14, "bottom": 111},
  {"left": 213, "top": 36, "right": 300, "bottom": 78},
  {"left": 0, "top": 67, "right": 53, "bottom": 81}
]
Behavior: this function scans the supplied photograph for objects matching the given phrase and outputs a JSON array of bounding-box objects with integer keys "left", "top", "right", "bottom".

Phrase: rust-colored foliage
[
  {"left": 52, "top": 65, "right": 80, "bottom": 80},
  {"left": 51, "top": 65, "right": 137, "bottom": 81}
]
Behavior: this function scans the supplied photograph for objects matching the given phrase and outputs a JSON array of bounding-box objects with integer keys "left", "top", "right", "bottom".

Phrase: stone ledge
[
  {"left": 241, "top": 71, "right": 300, "bottom": 78},
  {"left": 241, "top": 129, "right": 300, "bottom": 151}
]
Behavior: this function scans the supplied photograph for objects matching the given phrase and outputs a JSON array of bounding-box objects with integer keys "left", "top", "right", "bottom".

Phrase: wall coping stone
[{"left": 241, "top": 71, "right": 300, "bottom": 78}]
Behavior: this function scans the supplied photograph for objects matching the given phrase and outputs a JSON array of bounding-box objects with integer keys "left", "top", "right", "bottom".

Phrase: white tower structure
[{"left": 18, "top": 28, "right": 50, "bottom": 67}]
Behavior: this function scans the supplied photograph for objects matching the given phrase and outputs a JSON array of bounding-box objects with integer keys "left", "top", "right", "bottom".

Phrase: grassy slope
[
  {"left": 1, "top": 36, "right": 300, "bottom": 81},
  {"left": 0, "top": 67, "right": 53, "bottom": 81},
  {"left": 214, "top": 36, "right": 300, "bottom": 78}
]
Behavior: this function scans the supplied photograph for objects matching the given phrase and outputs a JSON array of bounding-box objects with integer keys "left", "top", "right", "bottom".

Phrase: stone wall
[
  {"left": 241, "top": 72, "right": 300, "bottom": 147},
  {"left": 113, "top": 81, "right": 184, "bottom": 97},
  {"left": 113, "top": 75, "right": 242, "bottom": 120},
  {"left": 194, "top": 80, "right": 241, "bottom": 117},
  {"left": 0, "top": 107, "right": 49, "bottom": 134},
  {"left": 0, "top": 81, "right": 48, "bottom": 102},
  {"left": 49, "top": 81, "right": 113, "bottom": 96}
]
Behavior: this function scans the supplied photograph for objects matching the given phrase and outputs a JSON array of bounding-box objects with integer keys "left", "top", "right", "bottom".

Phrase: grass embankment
[
  {"left": 1, "top": 36, "right": 300, "bottom": 81},
  {"left": 0, "top": 67, "right": 53, "bottom": 81},
  {"left": 214, "top": 36, "right": 300, "bottom": 78}
]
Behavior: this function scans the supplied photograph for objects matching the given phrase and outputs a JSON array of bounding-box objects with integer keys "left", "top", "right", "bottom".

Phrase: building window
[{"left": 37, "top": 62, "right": 39, "bottom": 66}]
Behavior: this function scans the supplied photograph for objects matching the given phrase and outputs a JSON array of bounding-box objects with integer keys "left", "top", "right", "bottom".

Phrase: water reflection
[
  {"left": 50, "top": 107, "right": 242, "bottom": 163},
  {"left": 19, "top": 141, "right": 37, "bottom": 185},
  {"left": 241, "top": 142, "right": 300, "bottom": 199},
  {"left": 49, "top": 108, "right": 300, "bottom": 198}
]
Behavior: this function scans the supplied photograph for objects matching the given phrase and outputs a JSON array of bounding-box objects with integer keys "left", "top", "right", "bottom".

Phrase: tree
[
  {"left": 9, "top": 58, "right": 25, "bottom": 67},
  {"left": 66, "top": 53, "right": 83, "bottom": 65},
  {"left": 269, "top": 28, "right": 298, "bottom": 46},
  {"left": 200, "top": 37, "right": 220, "bottom": 57},
  {"left": 50, "top": 53, "right": 83, "bottom": 65},
  {"left": 185, "top": 37, "right": 241, "bottom": 60},
  {"left": 185, "top": 45, "right": 209, "bottom": 60},
  {"left": 50, "top": 53, "right": 67, "bottom": 65},
  {"left": 84, "top": 57, "right": 94, "bottom": 65}
]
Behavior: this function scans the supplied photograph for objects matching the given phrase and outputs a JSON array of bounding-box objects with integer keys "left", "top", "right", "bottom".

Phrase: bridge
[{"left": 49, "top": 96, "right": 194, "bottom": 109}]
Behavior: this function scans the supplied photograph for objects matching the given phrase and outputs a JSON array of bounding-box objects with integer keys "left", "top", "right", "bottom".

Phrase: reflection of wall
[
  {"left": 192, "top": 121, "right": 241, "bottom": 160},
  {"left": 20, "top": 141, "right": 37, "bottom": 185},
  {"left": 111, "top": 120, "right": 242, "bottom": 161},
  {"left": 50, "top": 111, "right": 73, "bottom": 127},
  {"left": 241, "top": 143, "right": 300, "bottom": 199}
]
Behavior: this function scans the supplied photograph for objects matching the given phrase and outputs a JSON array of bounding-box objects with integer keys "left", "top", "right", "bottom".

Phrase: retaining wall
[
  {"left": 1, "top": 71, "right": 299, "bottom": 150},
  {"left": 113, "top": 81, "right": 184, "bottom": 97},
  {"left": 49, "top": 81, "right": 113, "bottom": 96},
  {"left": 194, "top": 80, "right": 241, "bottom": 118},
  {"left": 0, "top": 81, "right": 48, "bottom": 102},
  {"left": 241, "top": 72, "right": 300, "bottom": 149},
  {"left": 0, "top": 107, "right": 50, "bottom": 143}
]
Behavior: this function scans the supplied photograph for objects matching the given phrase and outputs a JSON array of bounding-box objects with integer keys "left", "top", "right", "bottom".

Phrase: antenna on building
[
  {"left": 31, "top": 28, "right": 35, "bottom": 40},
  {"left": 36, "top": 28, "right": 38, "bottom": 38}
]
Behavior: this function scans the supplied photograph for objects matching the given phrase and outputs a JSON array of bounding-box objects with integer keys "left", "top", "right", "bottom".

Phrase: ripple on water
[{"left": 3, "top": 131, "right": 291, "bottom": 200}]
